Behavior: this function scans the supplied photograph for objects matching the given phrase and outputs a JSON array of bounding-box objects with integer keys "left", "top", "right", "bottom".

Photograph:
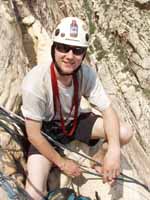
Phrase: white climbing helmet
[{"left": 52, "top": 17, "right": 89, "bottom": 47}]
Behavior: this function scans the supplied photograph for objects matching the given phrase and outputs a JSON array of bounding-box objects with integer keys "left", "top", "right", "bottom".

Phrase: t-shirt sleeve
[
  {"left": 21, "top": 71, "right": 47, "bottom": 121},
  {"left": 82, "top": 66, "right": 111, "bottom": 112},
  {"left": 21, "top": 90, "right": 46, "bottom": 121}
]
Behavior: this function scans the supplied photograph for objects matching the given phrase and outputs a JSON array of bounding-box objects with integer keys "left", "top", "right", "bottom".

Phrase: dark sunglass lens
[
  {"left": 73, "top": 47, "right": 86, "bottom": 55},
  {"left": 56, "top": 44, "right": 69, "bottom": 53},
  {"left": 55, "top": 43, "right": 86, "bottom": 55}
]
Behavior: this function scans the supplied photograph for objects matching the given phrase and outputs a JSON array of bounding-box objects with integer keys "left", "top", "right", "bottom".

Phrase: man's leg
[
  {"left": 90, "top": 117, "right": 133, "bottom": 163},
  {"left": 25, "top": 154, "right": 52, "bottom": 200},
  {"left": 91, "top": 117, "right": 133, "bottom": 145}
]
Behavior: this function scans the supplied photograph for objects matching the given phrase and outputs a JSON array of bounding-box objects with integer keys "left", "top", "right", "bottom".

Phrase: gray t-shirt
[{"left": 21, "top": 62, "right": 110, "bottom": 122}]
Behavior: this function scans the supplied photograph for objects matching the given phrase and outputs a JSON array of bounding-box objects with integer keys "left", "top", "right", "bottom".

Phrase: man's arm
[
  {"left": 25, "top": 119, "right": 81, "bottom": 177},
  {"left": 93, "top": 105, "right": 121, "bottom": 184}
]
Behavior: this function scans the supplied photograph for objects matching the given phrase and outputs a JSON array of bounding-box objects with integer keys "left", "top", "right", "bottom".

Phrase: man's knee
[
  {"left": 25, "top": 180, "right": 46, "bottom": 200},
  {"left": 120, "top": 123, "right": 133, "bottom": 145}
]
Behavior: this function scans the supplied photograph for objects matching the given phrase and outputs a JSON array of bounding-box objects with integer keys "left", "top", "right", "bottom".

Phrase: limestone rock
[{"left": 0, "top": 0, "right": 150, "bottom": 199}]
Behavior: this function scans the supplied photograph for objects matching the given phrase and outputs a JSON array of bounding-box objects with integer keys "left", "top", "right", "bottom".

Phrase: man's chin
[
  {"left": 55, "top": 65, "right": 74, "bottom": 76},
  {"left": 54, "top": 62, "right": 81, "bottom": 76},
  {"left": 58, "top": 69, "right": 74, "bottom": 76},
  {"left": 61, "top": 71, "right": 74, "bottom": 76}
]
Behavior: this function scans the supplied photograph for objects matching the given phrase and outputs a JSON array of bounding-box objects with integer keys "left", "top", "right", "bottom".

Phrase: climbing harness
[{"left": 0, "top": 106, "right": 150, "bottom": 195}]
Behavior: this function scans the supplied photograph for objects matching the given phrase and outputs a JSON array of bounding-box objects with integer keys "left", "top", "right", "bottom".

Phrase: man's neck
[{"left": 55, "top": 69, "right": 72, "bottom": 87}]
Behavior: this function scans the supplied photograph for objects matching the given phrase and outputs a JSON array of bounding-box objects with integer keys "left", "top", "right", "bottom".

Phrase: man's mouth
[
  {"left": 63, "top": 61, "right": 75, "bottom": 67},
  {"left": 64, "top": 61, "right": 74, "bottom": 64}
]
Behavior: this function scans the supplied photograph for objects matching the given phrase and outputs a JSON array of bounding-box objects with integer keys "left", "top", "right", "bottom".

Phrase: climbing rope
[{"left": 0, "top": 106, "right": 150, "bottom": 195}]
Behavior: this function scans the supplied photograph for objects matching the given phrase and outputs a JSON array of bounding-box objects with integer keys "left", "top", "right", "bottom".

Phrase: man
[{"left": 21, "top": 17, "right": 132, "bottom": 200}]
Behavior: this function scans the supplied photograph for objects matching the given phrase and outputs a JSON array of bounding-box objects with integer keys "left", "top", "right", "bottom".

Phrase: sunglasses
[{"left": 54, "top": 43, "right": 87, "bottom": 55}]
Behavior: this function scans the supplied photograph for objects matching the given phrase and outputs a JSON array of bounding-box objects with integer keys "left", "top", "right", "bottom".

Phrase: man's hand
[
  {"left": 102, "top": 147, "right": 120, "bottom": 184},
  {"left": 92, "top": 147, "right": 120, "bottom": 185},
  {"left": 59, "top": 158, "right": 81, "bottom": 177}
]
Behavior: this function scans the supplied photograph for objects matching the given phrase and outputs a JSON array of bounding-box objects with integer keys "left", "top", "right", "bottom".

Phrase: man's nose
[{"left": 66, "top": 49, "right": 74, "bottom": 58}]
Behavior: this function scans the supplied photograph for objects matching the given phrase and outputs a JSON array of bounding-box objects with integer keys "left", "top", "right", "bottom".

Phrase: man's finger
[
  {"left": 94, "top": 165, "right": 102, "bottom": 174},
  {"left": 103, "top": 171, "right": 110, "bottom": 183},
  {"left": 116, "top": 169, "right": 120, "bottom": 177},
  {"left": 112, "top": 169, "right": 117, "bottom": 179},
  {"left": 109, "top": 179, "right": 116, "bottom": 186}
]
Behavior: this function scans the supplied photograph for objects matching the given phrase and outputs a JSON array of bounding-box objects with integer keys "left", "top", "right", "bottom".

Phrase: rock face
[
  {"left": 0, "top": 0, "right": 150, "bottom": 199},
  {"left": 0, "top": 1, "right": 28, "bottom": 112}
]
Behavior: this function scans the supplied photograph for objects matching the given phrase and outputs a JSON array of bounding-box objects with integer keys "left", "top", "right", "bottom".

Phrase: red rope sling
[{"left": 50, "top": 62, "right": 79, "bottom": 136}]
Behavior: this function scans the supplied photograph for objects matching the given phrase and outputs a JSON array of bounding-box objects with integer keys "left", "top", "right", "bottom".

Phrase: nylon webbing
[{"left": 50, "top": 62, "right": 79, "bottom": 136}]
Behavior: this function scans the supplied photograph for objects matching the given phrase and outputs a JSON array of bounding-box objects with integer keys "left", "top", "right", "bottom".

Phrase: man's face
[{"left": 54, "top": 43, "right": 86, "bottom": 75}]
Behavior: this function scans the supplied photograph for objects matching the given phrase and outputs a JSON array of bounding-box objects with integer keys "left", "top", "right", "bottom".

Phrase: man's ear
[
  {"left": 51, "top": 43, "right": 56, "bottom": 62},
  {"left": 82, "top": 50, "right": 87, "bottom": 61}
]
